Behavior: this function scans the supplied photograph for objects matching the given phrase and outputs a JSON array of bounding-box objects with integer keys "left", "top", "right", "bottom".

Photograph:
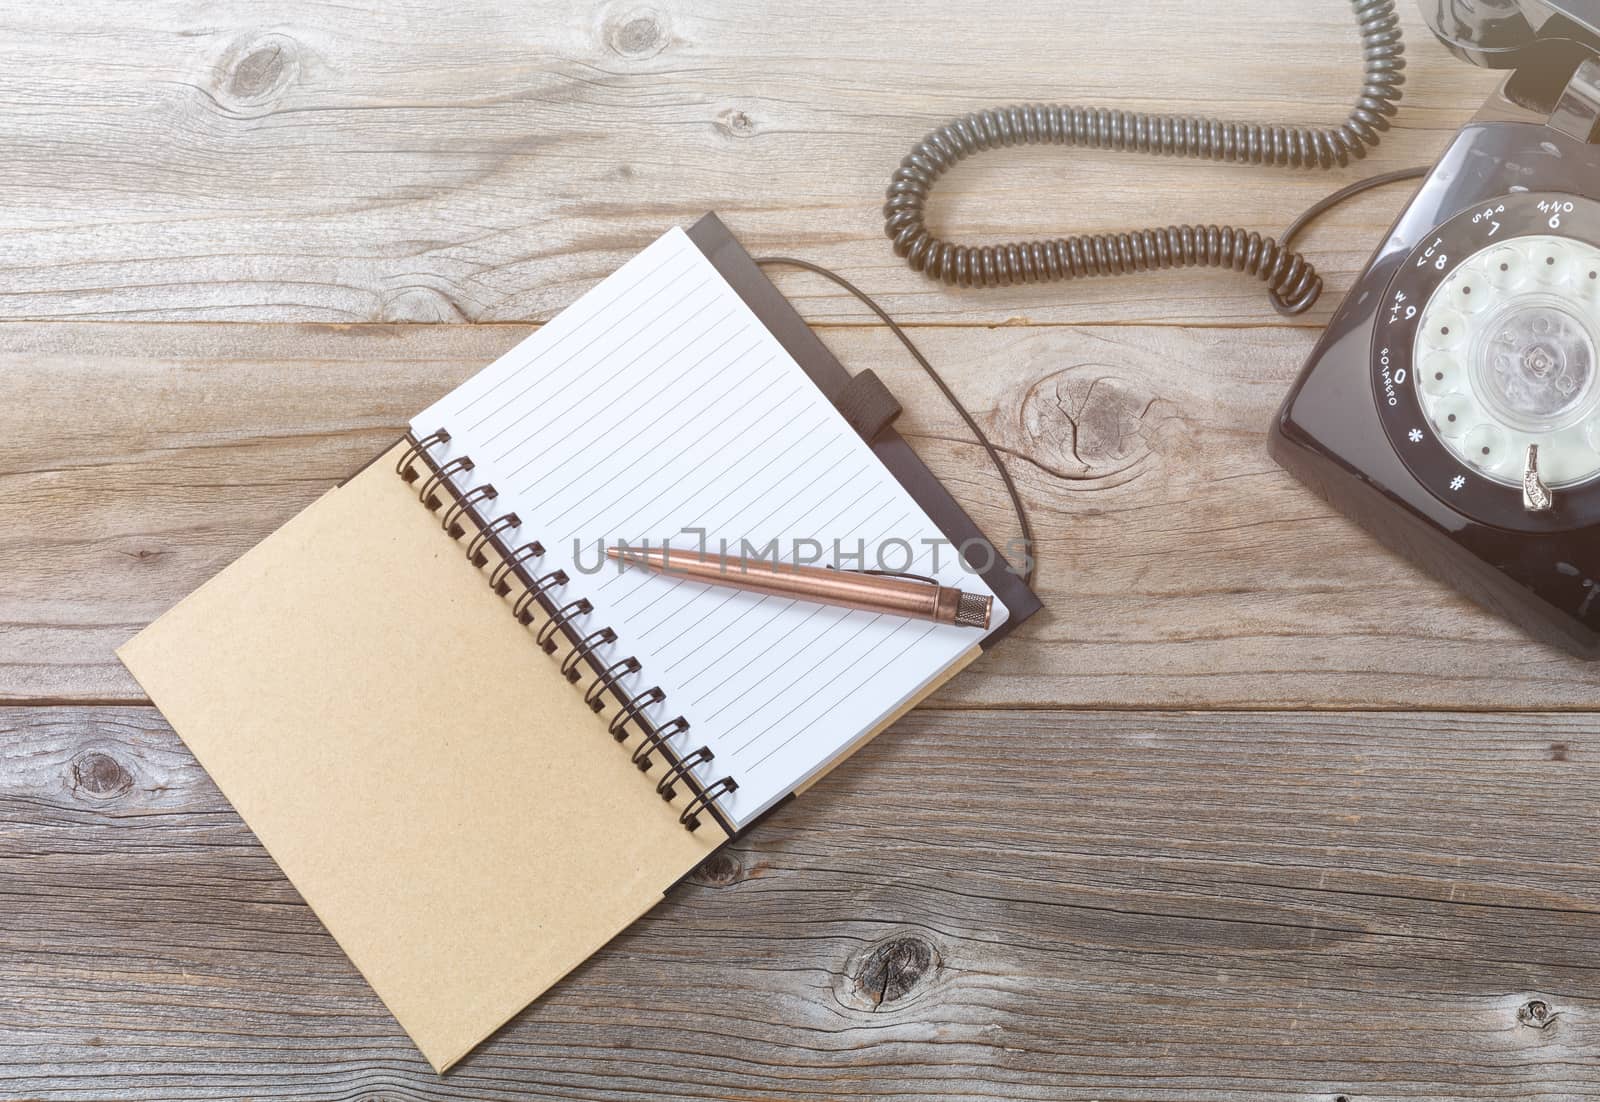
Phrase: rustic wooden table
[{"left": 6, "top": 2, "right": 1597, "bottom": 1098}]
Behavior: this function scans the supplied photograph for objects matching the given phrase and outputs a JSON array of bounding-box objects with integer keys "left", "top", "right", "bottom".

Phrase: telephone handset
[{"left": 885, "top": 0, "right": 1600, "bottom": 658}]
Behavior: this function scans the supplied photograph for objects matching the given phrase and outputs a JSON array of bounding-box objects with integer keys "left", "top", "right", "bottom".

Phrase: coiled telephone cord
[{"left": 882, "top": 0, "right": 1408, "bottom": 315}]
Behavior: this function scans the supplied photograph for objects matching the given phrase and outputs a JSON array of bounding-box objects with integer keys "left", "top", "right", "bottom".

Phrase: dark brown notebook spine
[{"left": 395, "top": 429, "right": 737, "bottom": 836}]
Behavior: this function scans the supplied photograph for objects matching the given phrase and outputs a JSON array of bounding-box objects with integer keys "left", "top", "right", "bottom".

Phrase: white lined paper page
[{"left": 413, "top": 227, "right": 1007, "bottom": 827}]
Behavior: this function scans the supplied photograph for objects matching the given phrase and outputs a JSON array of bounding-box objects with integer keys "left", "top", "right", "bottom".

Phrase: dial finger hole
[
  {"left": 1463, "top": 423, "right": 1512, "bottom": 473},
  {"left": 1431, "top": 393, "right": 1474, "bottom": 438},
  {"left": 1423, "top": 308, "right": 1469, "bottom": 351},
  {"left": 1580, "top": 261, "right": 1600, "bottom": 302},
  {"left": 1420, "top": 351, "right": 1462, "bottom": 396},
  {"left": 1530, "top": 240, "right": 1578, "bottom": 287},
  {"left": 1483, "top": 245, "right": 1526, "bottom": 290},
  {"left": 1448, "top": 274, "right": 1490, "bottom": 315}
]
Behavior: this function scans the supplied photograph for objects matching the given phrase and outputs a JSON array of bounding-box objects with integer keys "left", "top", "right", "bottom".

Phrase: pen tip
[{"left": 604, "top": 547, "right": 619, "bottom": 560}]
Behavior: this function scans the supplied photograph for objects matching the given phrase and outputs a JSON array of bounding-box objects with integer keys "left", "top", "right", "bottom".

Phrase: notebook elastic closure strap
[{"left": 835, "top": 368, "right": 902, "bottom": 442}]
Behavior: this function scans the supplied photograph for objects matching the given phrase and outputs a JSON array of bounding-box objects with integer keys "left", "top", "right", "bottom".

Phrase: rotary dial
[{"left": 1375, "top": 192, "right": 1600, "bottom": 530}]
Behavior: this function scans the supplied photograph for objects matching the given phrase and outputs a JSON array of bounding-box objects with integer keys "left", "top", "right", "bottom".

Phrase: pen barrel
[{"left": 643, "top": 550, "right": 952, "bottom": 622}]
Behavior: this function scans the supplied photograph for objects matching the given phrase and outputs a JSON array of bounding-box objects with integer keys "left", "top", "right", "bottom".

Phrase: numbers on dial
[
  {"left": 1387, "top": 289, "right": 1416, "bottom": 325},
  {"left": 1415, "top": 237, "right": 1448, "bottom": 270},
  {"left": 1537, "top": 198, "right": 1575, "bottom": 229},
  {"left": 1471, "top": 203, "right": 1505, "bottom": 237}
]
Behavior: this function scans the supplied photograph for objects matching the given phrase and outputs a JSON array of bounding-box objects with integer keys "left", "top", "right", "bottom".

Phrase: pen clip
[{"left": 826, "top": 565, "right": 940, "bottom": 586}]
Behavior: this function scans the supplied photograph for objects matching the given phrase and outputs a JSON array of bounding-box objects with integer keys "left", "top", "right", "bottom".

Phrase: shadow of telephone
[{"left": 884, "top": 0, "right": 1600, "bottom": 658}]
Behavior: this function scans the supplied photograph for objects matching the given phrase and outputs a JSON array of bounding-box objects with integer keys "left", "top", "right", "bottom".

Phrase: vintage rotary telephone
[{"left": 883, "top": 0, "right": 1600, "bottom": 658}]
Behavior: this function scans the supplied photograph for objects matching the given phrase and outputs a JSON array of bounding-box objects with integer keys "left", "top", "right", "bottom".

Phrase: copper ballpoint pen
[{"left": 604, "top": 546, "right": 992, "bottom": 629}]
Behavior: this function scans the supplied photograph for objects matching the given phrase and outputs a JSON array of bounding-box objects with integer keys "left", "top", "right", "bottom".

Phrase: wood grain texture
[
  {"left": 4, "top": 0, "right": 1594, "bottom": 1096},
  {"left": 4, "top": 705, "right": 1598, "bottom": 1100},
  {"left": 0, "top": 0, "right": 1499, "bottom": 327},
  {"left": 4, "top": 320, "right": 1596, "bottom": 708}
]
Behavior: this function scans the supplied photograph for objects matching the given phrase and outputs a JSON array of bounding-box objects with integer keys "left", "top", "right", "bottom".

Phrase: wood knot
[
  {"left": 716, "top": 108, "right": 756, "bottom": 138},
  {"left": 379, "top": 285, "right": 466, "bottom": 323},
  {"left": 1020, "top": 362, "right": 1163, "bottom": 485},
  {"left": 606, "top": 10, "right": 669, "bottom": 58},
  {"left": 217, "top": 32, "right": 300, "bottom": 109},
  {"left": 688, "top": 851, "right": 742, "bottom": 888},
  {"left": 1518, "top": 999, "right": 1554, "bottom": 1029},
  {"left": 852, "top": 935, "right": 937, "bottom": 1009},
  {"left": 71, "top": 750, "right": 133, "bottom": 801}
]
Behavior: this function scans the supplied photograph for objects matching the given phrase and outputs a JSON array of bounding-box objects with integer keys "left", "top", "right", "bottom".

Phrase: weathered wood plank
[
  {"left": 0, "top": 1, "right": 1500, "bottom": 327},
  {"left": 3, "top": 320, "right": 1595, "bottom": 708},
  {"left": 3, "top": 705, "right": 1597, "bottom": 1100}
]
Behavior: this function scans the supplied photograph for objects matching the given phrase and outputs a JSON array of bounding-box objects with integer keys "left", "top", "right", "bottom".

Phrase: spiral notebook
[{"left": 118, "top": 214, "right": 1039, "bottom": 1072}]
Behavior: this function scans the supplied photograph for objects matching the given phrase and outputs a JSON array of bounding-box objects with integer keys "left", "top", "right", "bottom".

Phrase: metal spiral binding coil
[
  {"left": 560, "top": 628, "right": 618, "bottom": 682},
  {"left": 536, "top": 600, "right": 592, "bottom": 653},
  {"left": 443, "top": 485, "right": 497, "bottom": 539},
  {"left": 680, "top": 777, "right": 738, "bottom": 833},
  {"left": 655, "top": 745, "right": 713, "bottom": 801},
  {"left": 394, "top": 430, "right": 737, "bottom": 835},
  {"left": 610, "top": 687, "right": 665, "bottom": 741},
  {"left": 632, "top": 715, "right": 689, "bottom": 771},
  {"left": 512, "top": 571, "right": 567, "bottom": 623},
  {"left": 491, "top": 541, "right": 545, "bottom": 595},
  {"left": 585, "top": 657, "right": 641, "bottom": 712},
  {"left": 468, "top": 513, "right": 521, "bottom": 567},
  {"left": 396, "top": 429, "right": 450, "bottom": 482},
  {"left": 882, "top": 0, "right": 1406, "bottom": 314},
  {"left": 420, "top": 457, "right": 473, "bottom": 510}
]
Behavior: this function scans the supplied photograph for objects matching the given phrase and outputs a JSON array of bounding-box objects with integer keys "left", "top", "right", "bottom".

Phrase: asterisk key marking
[{"left": 1408, "top": 428, "right": 1425, "bottom": 443}]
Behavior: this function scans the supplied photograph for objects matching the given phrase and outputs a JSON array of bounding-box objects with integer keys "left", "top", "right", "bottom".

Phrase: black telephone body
[{"left": 1272, "top": 0, "right": 1600, "bottom": 657}]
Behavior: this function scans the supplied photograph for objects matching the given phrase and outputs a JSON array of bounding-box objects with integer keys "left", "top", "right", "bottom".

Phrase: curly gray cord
[{"left": 883, "top": 0, "right": 1406, "bottom": 314}]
